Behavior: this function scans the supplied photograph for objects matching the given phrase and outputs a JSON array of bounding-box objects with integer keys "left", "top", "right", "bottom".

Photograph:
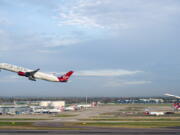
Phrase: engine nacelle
[{"left": 18, "top": 71, "right": 25, "bottom": 76}]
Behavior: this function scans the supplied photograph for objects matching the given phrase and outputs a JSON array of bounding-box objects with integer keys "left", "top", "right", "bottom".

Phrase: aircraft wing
[
  {"left": 26, "top": 68, "right": 40, "bottom": 81},
  {"left": 18, "top": 68, "right": 40, "bottom": 81},
  {"left": 164, "top": 93, "right": 180, "bottom": 99}
]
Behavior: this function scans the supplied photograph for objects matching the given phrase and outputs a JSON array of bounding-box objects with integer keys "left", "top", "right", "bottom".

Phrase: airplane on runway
[{"left": 0, "top": 63, "right": 74, "bottom": 82}]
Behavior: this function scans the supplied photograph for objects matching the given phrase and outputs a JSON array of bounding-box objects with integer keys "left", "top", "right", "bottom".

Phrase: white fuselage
[
  {"left": 0, "top": 63, "right": 59, "bottom": 82},
  {"left": 164, "top": 93, "right": 180, "bottom": 99}
]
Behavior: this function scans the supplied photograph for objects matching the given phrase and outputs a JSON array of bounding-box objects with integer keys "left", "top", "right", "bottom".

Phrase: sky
[{"left": 0, "top": 0, "right": 180, "bottom": 97}]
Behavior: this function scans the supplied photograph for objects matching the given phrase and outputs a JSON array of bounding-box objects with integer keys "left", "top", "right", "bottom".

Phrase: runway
[{"left": 0, "top": 128, "right": 180, "bottom": 135}]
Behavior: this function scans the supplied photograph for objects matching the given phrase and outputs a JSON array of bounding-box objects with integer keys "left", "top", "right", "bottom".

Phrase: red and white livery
[
  {"left": 164, "top": 93, "right": 180, "bottom": 99},
  {"left": 164, "top": 93, "right": 180, "bottom": 111},
  {"left": 0, "top": 63, "right": 74, "bottom": 82}
]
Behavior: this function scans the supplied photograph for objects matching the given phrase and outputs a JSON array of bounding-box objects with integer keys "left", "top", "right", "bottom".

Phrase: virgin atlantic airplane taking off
[
  {"left": 0, "top": 63, "right": 74, "bottom": 82},
  {"left": 164, "top": 93, "right": 180, "bottom": 99}
]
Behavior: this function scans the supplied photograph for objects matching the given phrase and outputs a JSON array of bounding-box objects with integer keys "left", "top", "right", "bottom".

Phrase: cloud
[
  {"left": 0, "top": 75, "right": 19, "bottom": 82},
  {"left": 56, "top": 0, "right": 180, "bottom": 29},
  {"left": 37, "top": 49, "right": 57, "bottom": 54},
  {"left": 44, "top": 38, "right": 81, "bottom": 47},
  {"left": 0, "top": 18, "right": 10, "bottom": 25},
  {"left": 0, "top": 29, "right": 11, "bottom": 52},
  {"left": 72, "top": 69, "right": 151, "bottom": 88},
  {"left": 0, "top": 31, "right": 83, "bottom": 53},
  {"left": 57, "top": 0, "right": 122, "bottom": 29},
  {"left": 105, "top": 80, "right": 151, "bottom": 87},
  {"left": 74, "top": 69, "right": 142, "bottom": 77},
  {"left": 23, "top": 33, "right": 84, "bottom": 48}
]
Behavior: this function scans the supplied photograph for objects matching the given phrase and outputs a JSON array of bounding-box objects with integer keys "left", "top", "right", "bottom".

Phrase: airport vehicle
[{"left": 0, "top": 63, "right": 74, "bottom": 82}]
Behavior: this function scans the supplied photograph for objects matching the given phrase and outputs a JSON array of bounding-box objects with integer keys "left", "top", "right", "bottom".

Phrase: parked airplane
[
  {"left": 144, "top": 111, "right": 165, "bottom": 116},
  {"left": 0, "top": 63, "right": 74, "bottom": 82}
]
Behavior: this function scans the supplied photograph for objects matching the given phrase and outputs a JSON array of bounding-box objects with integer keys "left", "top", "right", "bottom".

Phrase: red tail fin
[{"left": 58, "top": 71, "right": 74, "bottom": 82}]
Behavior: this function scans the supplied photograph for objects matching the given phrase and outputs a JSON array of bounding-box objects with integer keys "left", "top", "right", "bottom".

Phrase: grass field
[
  {"left": 0, "top": 122, "right": 81, "bottom": 130},
  {"left": 0, "top": 118, "right": 50, "bottom": 121},
  {"left": 0, "top": 121, "right": 180, "bottom": 129},
  {"left": 0, "top": 122, "right": 32, "bottom": 126},
  {"left": 77, "top": 121, "right": 180, "bottom": 128},
  {"left": 55, "top": 114, "right": 78, "bottom": 117},
  {"left": 80, "top": 117, "right": 180, "bottom": 121}
]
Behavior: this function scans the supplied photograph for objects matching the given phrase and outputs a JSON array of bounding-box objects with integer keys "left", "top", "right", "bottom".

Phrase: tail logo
[{"left": 58, "top": 71, "right": 74, "bottom": 82}]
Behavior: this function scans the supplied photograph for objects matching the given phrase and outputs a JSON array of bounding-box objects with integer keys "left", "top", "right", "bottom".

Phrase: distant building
[
  {"left": 0, "top": 105, "right": 30, "bottom": 114},
  {"left": 117, "top": 98, "right": 164, "bottom": 104},
  {"left": 39, "top": 101, "right": 65, "bottom": 108},
  {"left": 50, "top": 101, "right": 65, "bottom": 108},
  {"left": 39, "top": 101, "right": 51, "bottom": 107},
  {"left": 139, "top": 98, "right": 164, "bottom": 104}
]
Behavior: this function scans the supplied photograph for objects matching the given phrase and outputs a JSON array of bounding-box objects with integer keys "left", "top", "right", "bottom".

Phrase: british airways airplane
[{"left": 0, "top": 63, "right": 74, "bottom": 82}]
